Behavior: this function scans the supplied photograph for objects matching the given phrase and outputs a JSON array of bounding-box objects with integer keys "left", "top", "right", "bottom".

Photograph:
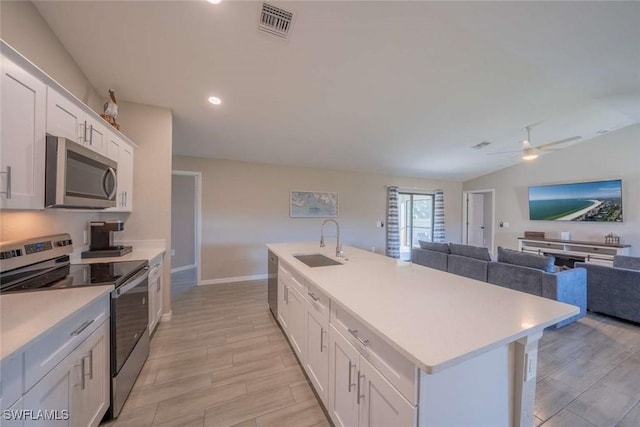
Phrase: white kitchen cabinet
[
  {"left": 105, "top": 133, "right": 134, "bottom": 212},
  {"left": 46, "top": 87, "right": 108, "bottom": 157},
  {"left": 358, "top": 356, "right": 416, "bottom": 427},
  {"left": 148, "top": 254, "right": 164, "bottom": 334},
  {"left": 328, "top": 326, "right": 416, "bottom": 427},
  {"left": 328, "top": 325, "right": 360, "bottom": 427},
  {"left": 0, "top": 56, "right": 46, "bottom": 210},
  {"left": 23, "top": 319, "right": 109, "bottom": 427},
  {"left": 22, "top": 345, "right": 74, "bottom": 426},
  {"left": 286, "top": 283, "right": 306, "bottom": 362},
  {"left": 277, "top": 276, "right": 289, "bottom": 333},
  {"left": 304, "top": 289, "right": 330, "bottom": 406},
  {"left": 46, "top": 87, "right": 84, "bottom": 143},
  {"left": 74, "top": 320, "right": 110, "bottom": 427},
  {"left": 84, "top": 118, "right": 107, "bottom": 155}
]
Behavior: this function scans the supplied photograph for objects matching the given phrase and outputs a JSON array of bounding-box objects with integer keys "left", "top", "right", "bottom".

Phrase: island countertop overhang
[{"left": 266, "top": 242, "right": 579, "bottom": 374}]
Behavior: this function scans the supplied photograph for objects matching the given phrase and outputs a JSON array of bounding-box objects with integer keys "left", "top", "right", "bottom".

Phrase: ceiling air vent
[{"left": 259, "top": 3, "right": 294, "bottom": 39}]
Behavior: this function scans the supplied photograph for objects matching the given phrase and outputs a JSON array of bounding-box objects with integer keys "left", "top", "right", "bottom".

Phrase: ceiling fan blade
[
  {"left": 537, "top": 136, "right": 581, "bottom": 150},
  {"left": 486, "top": 150, "right": 523, "bottom": 155}
]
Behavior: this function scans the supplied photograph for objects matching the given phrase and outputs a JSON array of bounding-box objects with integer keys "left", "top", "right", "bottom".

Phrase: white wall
[
  {"left": 464, "top": 123, "right": 640, "bottom": 256},
  {"left": 103, "top": 101, "right": 173, "bottom": 312},
  {"left": 172, "top": 156, "right": 463, "bottom": 282},
  {"left": 0, "top": 0, "right": 102, "bottom": 112}
]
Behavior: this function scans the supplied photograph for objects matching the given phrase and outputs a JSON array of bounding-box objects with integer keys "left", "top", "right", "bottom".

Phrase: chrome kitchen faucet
[{"left": 320, "top": 219, "right": 343, "bottom": 257}]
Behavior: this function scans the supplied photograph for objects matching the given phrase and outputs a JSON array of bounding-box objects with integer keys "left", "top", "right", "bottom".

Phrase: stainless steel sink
[{"left": 294, "top": 254, "right": 343, "bottom": 268}]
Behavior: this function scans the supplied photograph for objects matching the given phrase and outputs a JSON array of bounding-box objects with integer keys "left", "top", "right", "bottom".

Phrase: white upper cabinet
[
  {"left": 84, "top": 118, "right": 107, "bottom": 155},
  {"left": 46, "top": 87, "right": 84, "bottom": 143},
  {"left": 0, "top": 57, "right": 46, "bottom": 210},
  {"left": 105, "top": 133, "right": 134, "bottom": 212},
  {"left": 2, "top": 42, "right": 137, "bottom": 212},
  {"left": 46, "top": 87, "right": 108, "bottom": 156}
]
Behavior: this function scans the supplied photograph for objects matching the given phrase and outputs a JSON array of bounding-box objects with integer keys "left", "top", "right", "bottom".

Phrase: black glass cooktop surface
[{"left": 1, "top": 260, "right": 147, "bottom": 293}]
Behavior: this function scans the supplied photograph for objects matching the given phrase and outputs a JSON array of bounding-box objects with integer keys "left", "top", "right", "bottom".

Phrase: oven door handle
[{"left": 112, "top": 266, "right": 150, "bottom": 298}]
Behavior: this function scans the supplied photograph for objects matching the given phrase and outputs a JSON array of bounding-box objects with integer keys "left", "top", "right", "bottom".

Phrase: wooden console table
[{"left": 518, "top": 237, "right": 631, "bottom": 266}]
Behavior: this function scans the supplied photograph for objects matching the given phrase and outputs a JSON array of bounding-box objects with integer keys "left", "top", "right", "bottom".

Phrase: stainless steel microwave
[{"left": 45, "top": 135, "right": 117, "bottom": 209}]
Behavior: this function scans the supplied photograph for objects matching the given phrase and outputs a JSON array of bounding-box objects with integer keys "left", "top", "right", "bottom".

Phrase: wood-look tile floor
[
  {"left": 102, "top": 278, "right": 640, "bottom": 427},
  {"left": 102, "top": 279, "right": 330, "bottom": 427}
]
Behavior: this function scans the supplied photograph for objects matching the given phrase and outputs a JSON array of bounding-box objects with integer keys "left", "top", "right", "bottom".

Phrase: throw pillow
[
  {"left": 419, "top": 241, "right": 450, "bottom": 253},
  {"left": 449, "top": 243, "right": 491, "bottom": 261},
  {"left": 497, "top": 247, "right": 555, "bottom": 273}
]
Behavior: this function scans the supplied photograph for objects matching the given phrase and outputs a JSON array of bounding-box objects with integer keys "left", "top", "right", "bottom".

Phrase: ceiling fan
[{"left": 489, "top": 126, "right": 581, "bottom": 161}]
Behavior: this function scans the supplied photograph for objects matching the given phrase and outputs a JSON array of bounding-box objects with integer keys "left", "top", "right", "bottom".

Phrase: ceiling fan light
[{"left": 522, "top": 149, "right": 539, "bottom": 161}]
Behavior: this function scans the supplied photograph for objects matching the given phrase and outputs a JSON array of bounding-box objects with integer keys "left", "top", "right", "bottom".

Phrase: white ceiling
[{"left": 34, "top": 1, "right": 640, "bottom": 181}]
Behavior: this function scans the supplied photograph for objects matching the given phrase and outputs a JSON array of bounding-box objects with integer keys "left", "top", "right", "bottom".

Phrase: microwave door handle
[{"left": 103, "top": 167, "right": 117, "bottom": 200}]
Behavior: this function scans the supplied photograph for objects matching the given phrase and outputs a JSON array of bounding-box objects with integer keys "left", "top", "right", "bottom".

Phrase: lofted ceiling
[{"left": 33, "top": 1, "right": 640, "bottom": 181}]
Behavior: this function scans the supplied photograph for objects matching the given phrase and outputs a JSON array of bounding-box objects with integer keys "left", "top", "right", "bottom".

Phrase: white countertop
[
  {"left": 1, "top": 286, "right": 113, "bottom": 361},
  {"left": 267, "top": 242, "right": 579, "bottom": 374},
  {"left": 71, "top": 247, "right": 166, "bottom": 265}
]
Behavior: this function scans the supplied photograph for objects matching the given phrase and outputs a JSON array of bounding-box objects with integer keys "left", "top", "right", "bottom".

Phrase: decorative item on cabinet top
[{"left": 101, "top": 89, "right": 120, "bottom": 130}]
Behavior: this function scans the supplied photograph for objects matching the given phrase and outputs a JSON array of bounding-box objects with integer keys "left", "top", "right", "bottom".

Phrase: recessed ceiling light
[
  {"left": 207, "top": 0, "right": 222, "bottom": 4},
  {"left": 208, "top": 96, "right": 222, "bottom": 105}
]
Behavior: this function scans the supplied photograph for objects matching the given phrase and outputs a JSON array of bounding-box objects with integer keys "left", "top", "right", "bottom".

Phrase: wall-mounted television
[{"left": 528, "top": 179, "right": 623, "bottom": 222}]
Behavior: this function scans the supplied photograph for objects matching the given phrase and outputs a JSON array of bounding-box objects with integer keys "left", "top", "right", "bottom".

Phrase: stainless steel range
[{"left": 0, "top": 233, "right": 149, "bottom": 419}]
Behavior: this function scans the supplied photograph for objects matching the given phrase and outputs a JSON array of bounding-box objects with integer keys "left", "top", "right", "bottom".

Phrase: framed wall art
[{"left": 290, "top": 191, "right": 339, "bottom": 218}]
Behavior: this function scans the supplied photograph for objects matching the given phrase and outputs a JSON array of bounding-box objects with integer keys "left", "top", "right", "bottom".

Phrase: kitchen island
[{"left": 267, "top": 242, "right": 578, "bottom": 427}]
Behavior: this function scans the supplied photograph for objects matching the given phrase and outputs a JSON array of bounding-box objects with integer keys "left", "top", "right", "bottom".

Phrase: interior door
[{"left": 467, "top": 193, "right": 485, "bottom": 247}]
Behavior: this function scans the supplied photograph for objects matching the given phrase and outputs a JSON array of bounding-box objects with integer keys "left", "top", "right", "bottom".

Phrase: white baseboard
[
  {"left": 199, "top": 273, "right": 268, "bottom": 286},
  {"left": 170, "top": 264, "right": 197, "bottom": 274},
  {"left": 160, "top": 310, "right": 173, "bottom": 322}
]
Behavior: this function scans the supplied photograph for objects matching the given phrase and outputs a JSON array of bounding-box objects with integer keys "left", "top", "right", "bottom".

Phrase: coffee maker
[{"left": 81, "top": 220, "right": 133, "bottom": 258}]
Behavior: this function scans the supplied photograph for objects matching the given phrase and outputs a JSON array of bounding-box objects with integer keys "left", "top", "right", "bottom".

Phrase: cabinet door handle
[
  {"left": 157, "top": 278, "right": 161, "bottom": 292},
  {"left": 71, "top": 319, "right": 94, "bottom": 336},
  {"left": 348, "top": 328, "right": 369, "bottom": 347},
  {"left": 348, "top": 361, "right": 355, "bottom": 392},
  {"left": 83, "top": 120, "right": 87, "bottom": 142},
  {"left": 0, "top": 166, "right": 11, "bottom": 199},
  {"left": 320, "top": 327, "right": 325, "bottom": 352},
  {"left": 307, "top": 292, "right": 320, "bottom": 302},
  {"left": 89, "top": 125, "right": 94, "bottom": 145},
  {"left": 87, "top": 349, "right": 94, "bottom": 380},
  {"left": 357, "top": 372, "right": 365, "bottom": 405},
  {"left": 79, "top": 359, "right": 86, "bottom": 390},
  {"left": 284, "top": 285, "right": 289, "bottom": 304}
]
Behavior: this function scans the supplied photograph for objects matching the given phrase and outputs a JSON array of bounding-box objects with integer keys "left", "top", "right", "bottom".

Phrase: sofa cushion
[
  {"left": 418, "top": 241, "right": 450, "bottom": 253},
  {"left": 449, "top": 243, "right": 491, "bottom": 261},
  {"left": 412, "top": 248, "right": 448, "bottom": 272},
  {"left": 497, "top": 247, "right": 555, "bottom": 273},
  {"left": 613, "top": 255, "right": 640, "bottom": 271},
  {"left": 447, "top": 254, "right": 488, "bottom": 281},
  {"left": 487, "top": 262, "right": 543, "bottom": 296}
]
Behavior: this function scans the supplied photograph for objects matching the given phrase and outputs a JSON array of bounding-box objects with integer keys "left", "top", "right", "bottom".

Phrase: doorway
[
  {"left": 398, "top": 192, "right": 435, "bottom": 261},
  {"left": 171, "top": 171, "right": 202, "bottom": 296},
  {"left": 462, "top": 189, "right": 495, "bottom": 254}
]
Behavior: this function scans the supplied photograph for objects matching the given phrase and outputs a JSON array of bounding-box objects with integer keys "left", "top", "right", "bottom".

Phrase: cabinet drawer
[
  {"left": 23, "top": 294, "right": 109, "bottom": 392},
  {"left": 305, "top": 281, "right": 330, "bottom": 319},
  {"left": 1, "top": 353, "right": 23, "bottom": 411},
  {"left": 331, "top": 304, "right": 418, "bottom": 405},
  {"left": 279, "top": 262, "right": 306, "bottom": 294}
]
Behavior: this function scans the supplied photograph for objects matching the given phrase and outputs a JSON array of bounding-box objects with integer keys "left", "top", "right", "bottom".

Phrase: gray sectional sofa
[
  {"left": 412, "top": 242, "right": 587, "bottom": 327},
  {"left": 575, "top": 255, "right": 640, "bottom": 324}
]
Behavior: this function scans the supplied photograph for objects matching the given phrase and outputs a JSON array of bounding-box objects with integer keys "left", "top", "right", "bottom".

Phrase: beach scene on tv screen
[{"left": 529, "top": 180, "right": 623, "bottom": 222}]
